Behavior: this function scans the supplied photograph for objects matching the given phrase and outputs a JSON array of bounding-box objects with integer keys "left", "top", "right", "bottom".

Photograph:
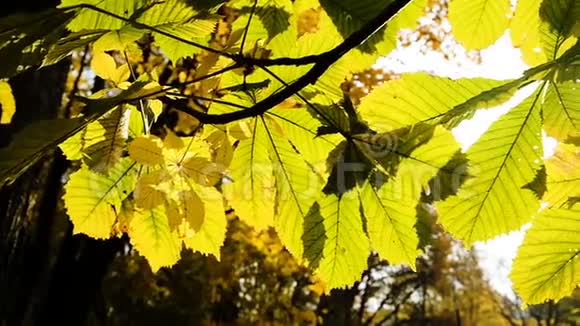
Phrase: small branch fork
[{"left": 62, "top": 0, "right": 411, "bottom": 125}]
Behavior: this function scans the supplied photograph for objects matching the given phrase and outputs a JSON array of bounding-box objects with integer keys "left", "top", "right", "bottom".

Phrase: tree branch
[{"left": 167, "top": 0, "right": 411, "bottom": 124}]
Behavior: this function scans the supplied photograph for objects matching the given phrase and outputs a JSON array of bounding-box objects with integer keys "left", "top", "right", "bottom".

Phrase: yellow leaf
[
  {"left": 130, "top": 207, "right": 181, "bottom": 272},
  {"left": 183, "top": 186, "right": 226, "bottom": 259},
  {"left": 128, "top": 135, "right": 164, "bottom": 165},
  {"left": 134, "top": 171, "right": 168, "bottom": 209},
  {"left": 181, "top": 157, "right": 224, "bottom": 186},
  {"left": 0, "top": 81, "right": 15, "bottom": 124},
  {"left": 93, "top": 27, "right": 143, "bottom": 53},
  {"left": 111, "top": 64, "right": 131, "bottom": 85},
  {"left": 150, "top": 99, "right": 163, "bottom": 119},
  {"left": 205, "top": 129, "right": 234, "bottom": 169},
  {"left": 63, "top": 158, "right": 137, "bottom": 239},
  {"left": 91, "top": 51, "right": 117, "bottom": 81},
  {"left": 167, "top": 190, "right": 205, "bottom": 232},
  {"left": 163, "top": 131, "right": 184, "bottom": 149}
]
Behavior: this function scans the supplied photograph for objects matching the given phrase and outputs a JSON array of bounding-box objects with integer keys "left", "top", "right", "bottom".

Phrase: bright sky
[{"left": 376, "top": 32, "right": 556, "bottom": 298}]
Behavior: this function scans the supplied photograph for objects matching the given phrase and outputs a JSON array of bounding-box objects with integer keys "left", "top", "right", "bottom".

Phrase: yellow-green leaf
[
  {"left": 128, "top": 135, "right": 165, "bottom": 166},
  {"left": 510, "top": 0, "right": 546, "bottom": 65},
  {"left": 60, "top": 106, "right": 131, "bottom": 173},
  {"left": 308, "top": 190, "right": 370, "bottom": 290},
  {"left": 223, "top": 118, "right": 276, "bottom": 230},
  {"left": 449, "top": 0, "right": 511, "bottom": 50},
  {"left": 360, "top": 126, "right": 460, "bottom": 268},
  {"left": 263, "top": 117, "right": 324, "bottom": 260},
  {"left": 511, "top": 207, "right": 580, "bottom": 304},
  {"left": 63, "top": 157, "right": 138, "bottom": 239},
  {"left": 357, "top": 73, "right": 508, "bottom": 132},
  {"left": 90, "top": 51, "right": 117, "bottom": 81},
  {"left": 542, "top": 81, "right": 580, "bottom": 143},
  {"left": 438, "top": 88, "right": 544, "bottom": 246},
  {"left": 183, "top": 186, "right": 227, "bottom": 259},
  {"left": 544, "top": 143, "right": 580, "bottom": 208},
  {"left": 130, "top": 207, "right": 182, "bottom": 272}
]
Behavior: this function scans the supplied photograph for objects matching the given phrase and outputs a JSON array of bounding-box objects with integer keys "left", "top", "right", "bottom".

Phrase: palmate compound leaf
[
  {"left": 448, "top": 0, "right": 511, "bottom": 50},
  {"left": 543, "top": 143, "right": 580, "bottom": 208},
  {"left": 437, "top": 87, "right": 544, "bottom": 246},
  {"left": 542, "top": 81, "right": 580, "bottom": 143},
  {"left": 130, "top": 207, "right": 182, "bottom": 271},
  {"left": 304, "top": 190, "right": 370, "bottom": 290},
  {"left": 59, "top": 106, "right": 131, "bottom": 173},
  {"left": 213, "top": 94, "right": 338, "bottom": 232},
  {"left": 511, "top": 207, "right": 580, "bottom": 304},
  {"left": 63, "top": 157, "right": 138, "bottom": 239},
  {"left": 359, "top": 126, "right": 461, "bottom": 268},
  {"left": 127, "top": 133, "right": 227, "bottom": 260},
  {"left": 357, "top": 73, "right": 511, "bottom": 133}
]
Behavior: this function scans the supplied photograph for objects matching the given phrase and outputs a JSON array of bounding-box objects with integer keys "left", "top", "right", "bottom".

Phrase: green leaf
[
  {"left": 542, "top": 81, "right": 580, "bottom": 143},
  {"left": 63, "top": 157, "right": 138, "bottom": 239},
  {"left": 448, "top": 0, "right": 511, "bottom": 50},
  {"left": 438, "top": 88, "right": 544, "bottom": 246},
  {"left": 262, "top": 117, "right": 324, "bottom": 260},
  {"left": 130, "top": 207, "right": 182, "bottom": 272},
  {"left": 267, "top": 107, "right": 341, "bottom": 177},
  {"left": 357, "top": 73, "right": 509, "bottom": 132},
  {"left": 230, "top": 0, "right": 293, "bottom": 50},
  {"left": 0, "top": 81, "right": 149, "bottom": 186},
  {"left": 60, "top": 106, "right": 131, "bottom": 173},
  {"left": 305, "top": 190, "right": 370, "bottom": 290},
  {"left": 0, "top": 118, "right": 93, "bottom": 186},
  {"left": 319, "top": 0, "right": 392, "bottom": 54},
  {"left": 360, "top": 126, "right": 460, "bottom": 268},
  {"left": 0, "top": 9, "right": 72, "bottom": 78},
  {"left": 510, "top": 0, "right": 546, "bottom": 65},
  {"left": 60, "top": 0, "right": 150, "bottom": 32},
  {"left": 136, "top": 0, "right": 218, "bottom": 62},
  {"left": 43, "top": 29, "right": 107, "bottom": 66},
  {"left": 223, "top": 118, "right": 276, "bottom": 230},
  {"left": 539, "top": 0, "right": 580, "bottom": 60},
  {"left": 92, "top": 26, "right": 143, "bottom": 53},
  {"left": 544, "top": 143, "right": 580, "bottom": 208},
  {"left": 511, "top": 207, "right": 580, "bottom": 304}
]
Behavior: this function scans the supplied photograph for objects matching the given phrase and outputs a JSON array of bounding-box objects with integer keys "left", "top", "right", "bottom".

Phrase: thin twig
[{"left": 239, "top": 0, "right": 258, "bottom": 56}]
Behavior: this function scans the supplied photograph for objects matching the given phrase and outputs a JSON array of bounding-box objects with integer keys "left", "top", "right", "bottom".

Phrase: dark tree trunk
[{"left": 0, "top": 4, "right": 125, "bottom": 326}]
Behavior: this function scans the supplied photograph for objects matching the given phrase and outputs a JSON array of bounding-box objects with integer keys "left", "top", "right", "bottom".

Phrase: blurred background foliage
[{"left": 93, "top": 213, "right": 580, "bottom": 325}]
